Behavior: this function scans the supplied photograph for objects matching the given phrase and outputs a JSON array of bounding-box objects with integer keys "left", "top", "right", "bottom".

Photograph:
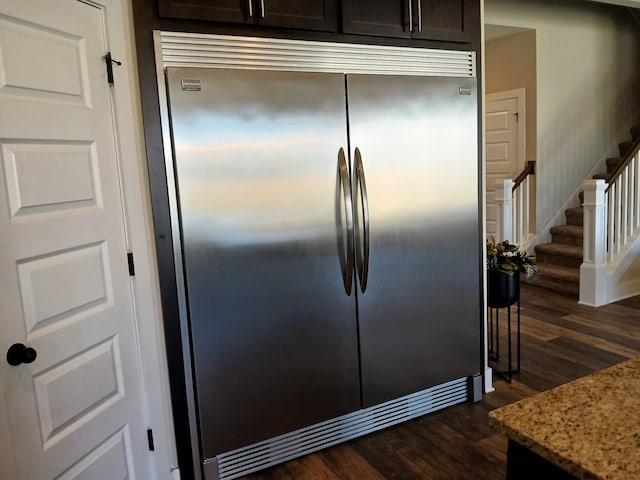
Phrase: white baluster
[
  {"left": 615, "top": 177, "right": 622, "bottom": 254},
  {"left": 627, "top": 160, "right": 638, "bottom": 236},
  {"left": 635, "top": 153, "right": 640, "bottom": 230},
  {"left": 495, "top": 179, "right": 514, "bottom": 242},
  {"left": 607, "top": 185, "right": 615, "bottom": 262},
  {"left": 516, "top": 183, "right": 524, "bottom": 245},
  {"left": 622, "top": 168, "right": 629, "bottom": 245},
  {"left": 523, "top": 177, "right": 530, "bottom": 243}
]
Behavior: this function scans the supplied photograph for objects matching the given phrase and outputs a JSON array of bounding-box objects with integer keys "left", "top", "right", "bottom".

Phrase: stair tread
[
  {"left": 565, "top": 206, "right": 584, "bottom": 216},
  {"left": 535, "top": 242, "right": 583, "bottom": 258},
  {"left": 550, "top": 224, "right": 583, "bottom": 237},
  {"left": 606, "top": 157, "right": 624, "bottom": 173},
  {"left": 565, "top": 206, "right": 584, "bottom": 226},
  {"left": 620, "top": 141, "right": 633, "bottom": 156},
  {"left": 524, "top": 266, "right": 579, "bottom": 296},
  {"left": 533, "top": 262, "right": 580, "bottom": 281}
]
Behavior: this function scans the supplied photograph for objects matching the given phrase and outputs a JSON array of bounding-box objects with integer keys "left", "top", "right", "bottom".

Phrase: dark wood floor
[{"left": 239, "top": 284, "right": 640, "bottom": 480}]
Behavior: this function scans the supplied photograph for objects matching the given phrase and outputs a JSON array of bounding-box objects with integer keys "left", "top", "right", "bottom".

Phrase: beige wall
[
  {"left": 485, "top": 0, "right": 640, "bottom": 232},
  {"left": 486, "top": 30, "right": 537, "bottom": 163}
]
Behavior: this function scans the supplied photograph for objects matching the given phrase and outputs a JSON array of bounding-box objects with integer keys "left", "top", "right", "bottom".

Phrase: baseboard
[{"left": 484, "top": 366, "right": 495, "bottom": 393}]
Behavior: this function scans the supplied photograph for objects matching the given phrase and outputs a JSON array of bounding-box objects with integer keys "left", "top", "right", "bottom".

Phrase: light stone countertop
[{"left": 488, "top": 357, "right": 640, "bottom": 480}]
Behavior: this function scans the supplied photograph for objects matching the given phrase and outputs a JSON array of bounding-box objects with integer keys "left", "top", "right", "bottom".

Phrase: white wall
[
  {"left": 485, "top": 0, "right": 640, "bottom": 232},
  {"left": 485, "top": 30, "right": 537, "bottom": 163}
]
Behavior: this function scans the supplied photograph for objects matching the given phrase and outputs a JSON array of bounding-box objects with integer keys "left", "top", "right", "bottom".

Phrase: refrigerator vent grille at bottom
[{"left": 212, "top": 377, "right": 469, "bottom": 480}]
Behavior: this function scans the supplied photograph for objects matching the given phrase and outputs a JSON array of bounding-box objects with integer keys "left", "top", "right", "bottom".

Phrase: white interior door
[
  {"left": 0, "top": 1, "right": 151, "bottom": 478},
  {"left": 485, "top": 89, "right": 525, "bottom": 238}
]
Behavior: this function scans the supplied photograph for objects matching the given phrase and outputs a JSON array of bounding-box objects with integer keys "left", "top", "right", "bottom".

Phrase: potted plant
[{"left": 486, "top": 236, "right": 538, "bottom": 308}]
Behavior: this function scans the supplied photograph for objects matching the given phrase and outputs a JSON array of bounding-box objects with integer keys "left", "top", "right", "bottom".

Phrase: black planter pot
[{"left": 487, "top": 270, "right": 520, "bottom": 308}]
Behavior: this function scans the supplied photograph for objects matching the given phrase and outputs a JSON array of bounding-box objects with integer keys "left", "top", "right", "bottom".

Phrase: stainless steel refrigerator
[{"left": 165, "top": 61, "right": 480, "bottom": 478}]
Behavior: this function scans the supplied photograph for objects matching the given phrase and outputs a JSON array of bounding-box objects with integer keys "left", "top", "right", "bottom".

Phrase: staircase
[{"left": 525, "top": 125, "right": 640, "bottom": 296}]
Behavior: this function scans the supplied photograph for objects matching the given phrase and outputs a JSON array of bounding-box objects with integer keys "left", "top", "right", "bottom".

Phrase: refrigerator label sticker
[
  {"left": 458, "top": 87, "right": 472, "bottom": 96},
  {"left": 181, "top": 79, "right": 202, "bottom": 92}
]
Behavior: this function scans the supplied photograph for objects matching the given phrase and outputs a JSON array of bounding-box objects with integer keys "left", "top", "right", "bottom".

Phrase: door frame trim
[{"left": 113, "top": 1, "right": 178, "bottom": 478}]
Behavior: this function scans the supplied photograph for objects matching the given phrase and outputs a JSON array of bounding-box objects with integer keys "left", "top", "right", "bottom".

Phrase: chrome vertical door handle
[
  {"left": 354, "top": 147, "right": 370, "bottom": 293},
  {"left": 417, "top": 0, "right": 422, "bottom": 31},
  {"left": 337, "top": 148, "right": 354, "bottom": 295},
  {"left": 408, "top": 0, "right": 413, "bottom": 32},
  {"left": 260, "top": 0, "right": 265, "bottom": 17},
  {"left": 247, "top": 0, "right": 253, "bottom": 17}
]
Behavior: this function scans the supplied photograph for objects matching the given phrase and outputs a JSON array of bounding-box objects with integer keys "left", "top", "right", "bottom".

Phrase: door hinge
[
  {"left": 127, "top": 252, "right": 136, "bottom": 276},
  {"left": 514, "top": 112, "right": 520, "bottom": 122},
  {"left": 147, "top": 428, "right": 155, "bottom": 451},
  {"left": 104, "top": 52, "right": 122, "bottom": 86}
]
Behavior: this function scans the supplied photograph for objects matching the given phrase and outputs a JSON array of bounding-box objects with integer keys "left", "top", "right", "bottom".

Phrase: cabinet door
[
  {"left": 342, "top": 0, "right": 411, "bottom": 38},
  {"left": 342, "top": 0, "right": 475, "bottom": 43},
  {"left": 412, "top": 0, "right": 473, "bottom": 42},
  {"left": 158, "top": 0, "right": 337, "bottom": 31},
  {"left": 258, "top": 0, "right": 337, "bottom": 31},
  {"left": 158, "top": 0, "right": 249, "bottom": 24}
]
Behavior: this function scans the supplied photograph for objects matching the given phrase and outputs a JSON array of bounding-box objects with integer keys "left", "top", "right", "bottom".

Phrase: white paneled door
[
  {"left": 0, "top": 1, "right": 151, "bottom": 478},
  {"left": 485, "top": 90, "right": 525, "bottom": 238}
]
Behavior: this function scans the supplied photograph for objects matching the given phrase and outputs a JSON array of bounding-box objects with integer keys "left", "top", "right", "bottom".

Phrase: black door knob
[{"left": 6, "top": 343, "right": 37, "bottom": 366}]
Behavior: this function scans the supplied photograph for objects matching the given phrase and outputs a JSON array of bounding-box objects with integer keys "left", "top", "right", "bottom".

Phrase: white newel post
[
  {"left": 495, "top": 179, "right": 514, "bottom": 242},
  {"left": 580, "top": 179, "right": 608, "bottom": 306}
]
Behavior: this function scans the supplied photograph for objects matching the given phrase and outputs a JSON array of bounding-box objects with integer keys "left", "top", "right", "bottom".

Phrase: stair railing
[
  {"left": 495, "top": 161, "right": 536, "bottom": 246},
  {"left": 604, "top": 137, "right": 640, "bottom": 260},
  {"left": 581, "top": 137, "right": 640, "bottom": 306}
]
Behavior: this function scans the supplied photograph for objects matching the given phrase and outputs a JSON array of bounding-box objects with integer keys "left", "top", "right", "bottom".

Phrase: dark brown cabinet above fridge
[
  {"left": 342, "top": 0, "right": 475, "bottom": 42},
  {"left": 157, "top": 0, "right": 338, "bottom": 32},
  {"left": 156, "top": 0, "right": 478, "bottom": 43}
]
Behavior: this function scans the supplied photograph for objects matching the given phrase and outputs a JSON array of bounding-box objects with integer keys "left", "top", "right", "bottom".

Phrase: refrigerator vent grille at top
[
  {"left": 212, "top": 377, "right": 469, "bottom": 480},
  {"left": 159, "top": 31, "right": 476, "bottom": 77}
]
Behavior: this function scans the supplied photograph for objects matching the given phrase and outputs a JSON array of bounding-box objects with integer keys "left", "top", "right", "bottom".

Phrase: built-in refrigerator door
[
  {"left": 165, "top": 67, "right": 361, "bottom": 457},
  {"left": 347, "top": 74, "right": 481, "bottom": 407}
]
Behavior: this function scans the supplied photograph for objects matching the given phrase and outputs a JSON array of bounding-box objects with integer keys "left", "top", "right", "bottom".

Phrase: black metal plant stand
[{"left": 487, "top": 271, "right": 521, "bottom": 383}]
